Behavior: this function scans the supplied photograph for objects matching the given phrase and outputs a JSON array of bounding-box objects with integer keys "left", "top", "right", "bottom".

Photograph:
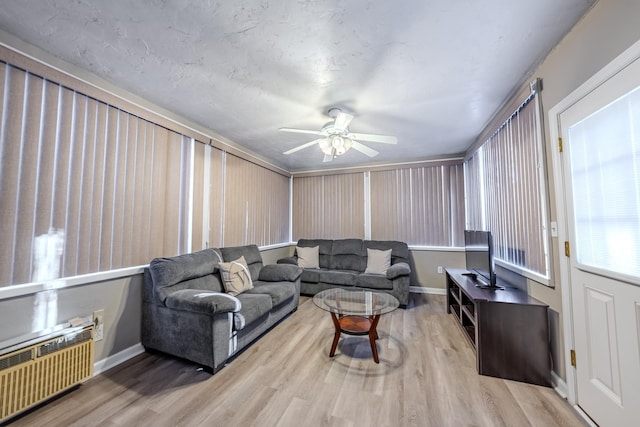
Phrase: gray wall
[{"left": 0, "top": 274, "right": 143, "bottom": 363}]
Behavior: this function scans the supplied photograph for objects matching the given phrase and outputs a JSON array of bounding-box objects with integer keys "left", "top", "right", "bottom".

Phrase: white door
[{"left": 559, "top": 54, "right": 640, "bottom": 426}]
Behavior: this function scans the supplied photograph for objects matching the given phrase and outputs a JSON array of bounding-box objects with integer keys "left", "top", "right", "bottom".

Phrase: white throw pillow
[
  {"left": 364, "top": 248, "right": 392, "bottom": 275},
  {"left": 218, "top": 256, "right": 253, "bottom": 296},
  {"left": 296, "top": 246, "right": 320, "bottom": 269}
]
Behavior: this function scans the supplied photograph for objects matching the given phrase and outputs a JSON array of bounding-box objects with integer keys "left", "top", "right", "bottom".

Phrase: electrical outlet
[
  {"left": 437, "top": 266, "right": 443, "bottom": 274},
  {"left": 93, "top": 309, "right": 104, "bottom": 341}
]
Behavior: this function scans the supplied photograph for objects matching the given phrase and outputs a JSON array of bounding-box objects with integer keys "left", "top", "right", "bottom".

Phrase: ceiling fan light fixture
[
  {"left": 331, "top": 135, "right": 352, "bottom": 156},
  {"left": 319, "top": 138, "right": 332, "bottom": 155},
  {"left": 280, "top": 109, "right": 395, "bottom": 161}
]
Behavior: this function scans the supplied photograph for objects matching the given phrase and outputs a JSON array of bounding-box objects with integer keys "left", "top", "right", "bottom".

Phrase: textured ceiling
[{"left": 0, "top": 0, "right": 595, "bottom": 172}]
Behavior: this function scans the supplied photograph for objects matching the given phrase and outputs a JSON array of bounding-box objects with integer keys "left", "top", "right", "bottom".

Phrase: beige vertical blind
[
  {"left": 206, "top": 146, "right": 224, "bottom": 249},
  {"left": 292, "top": 173, "right": 365, "bottom": 240},
  {"left": 464, "top": 152, "right": 483, "bottom": 230},
  {"left": 223, "top": 154, "right": 289, "bottom": 247},
  {"left": 465, "top": 89, "right": 549, "bottom": 278},
  {"left": 0, "top": 62, "right": 193, "bottom": 287},
  {"left": 370, "top": 164, "right": 465, "bottom": 246},
  {"left": 190, "top": 142, "right": 206, "bottom": 251}
]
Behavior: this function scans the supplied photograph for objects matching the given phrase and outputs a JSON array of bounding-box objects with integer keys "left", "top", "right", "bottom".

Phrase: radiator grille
[{"left": 0, "top": 326, "right": 94, "bottom": 423}]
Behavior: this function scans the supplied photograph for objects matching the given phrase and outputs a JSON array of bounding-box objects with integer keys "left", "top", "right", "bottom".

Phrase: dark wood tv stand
[{"left": 445, "top": 268, "right": 550, "bottom": 386}]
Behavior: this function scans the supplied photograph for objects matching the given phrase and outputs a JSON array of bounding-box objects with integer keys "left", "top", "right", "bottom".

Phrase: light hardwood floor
[{"left": 10, "top": 294, "right": 587, "bottom": 426}]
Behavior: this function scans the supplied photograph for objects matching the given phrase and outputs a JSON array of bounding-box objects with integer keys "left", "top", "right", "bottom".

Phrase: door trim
[{"left": 548, "top": 37, "right": 640, "bottom": 408}]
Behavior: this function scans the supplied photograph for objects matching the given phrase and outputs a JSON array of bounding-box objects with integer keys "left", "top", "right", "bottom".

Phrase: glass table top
[{"left": 313, "top": 288, "right": 399, "bottom": 316}]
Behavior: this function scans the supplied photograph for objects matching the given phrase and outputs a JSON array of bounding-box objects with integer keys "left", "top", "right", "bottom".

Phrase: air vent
[{"left": 0, "top": 348, "right": 34, "bottom": 371}]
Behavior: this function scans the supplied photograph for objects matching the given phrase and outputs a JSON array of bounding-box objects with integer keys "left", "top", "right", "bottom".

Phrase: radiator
[{"left": 0, "top": 325, "right": 94, "bottom": 423}]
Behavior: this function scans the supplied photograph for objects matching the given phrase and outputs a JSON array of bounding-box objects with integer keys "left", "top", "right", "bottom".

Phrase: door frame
[{"left": 548, "top": 38, "right": 640, "bottom": 414}]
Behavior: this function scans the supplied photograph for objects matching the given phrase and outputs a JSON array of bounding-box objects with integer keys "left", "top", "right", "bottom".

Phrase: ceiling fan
[{"left": 280, "top": 108, "right": 398, "bottom": 162}]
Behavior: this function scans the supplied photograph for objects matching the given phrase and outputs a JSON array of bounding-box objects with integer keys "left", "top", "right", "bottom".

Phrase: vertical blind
[
  {"left": 0, "top": 63, "right": 193, "bottom": 286},
  {"left": 465, "top": 87, "right": 549, "bottom": 278},
  {"left": 0, "top": 56, "right": 292, "bottom": 288},
  {"left": 223, "top": 154, "right": 290, "bottom": 247},
  {"left": 370, "top": 164, "right": 465, "bottom": 246},
  {"left": 292, "top": 173, "right": 365, "bottom": 240}
]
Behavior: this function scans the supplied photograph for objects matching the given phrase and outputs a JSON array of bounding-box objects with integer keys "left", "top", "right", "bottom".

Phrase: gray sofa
[
  {"left": 142, "top": 245, "right": 302, "bottom": 373},
  {"left": 277, "top": 238, "right": 411, "bottom": 307}
]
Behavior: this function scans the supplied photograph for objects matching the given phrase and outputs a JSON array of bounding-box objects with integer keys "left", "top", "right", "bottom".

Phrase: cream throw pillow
[
  {"left": 364, "top": 248, "right": 392, "bottom": 275},
  {"left": 219, "top": 256, "right": 253, "bottom": 296},
  {"left": 296, "top": 246, "right": 320, "bottom": 269}
]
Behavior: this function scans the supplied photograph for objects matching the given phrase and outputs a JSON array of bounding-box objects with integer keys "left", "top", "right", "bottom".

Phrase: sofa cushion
[
  {"left": 297, "top": 239, "right": 333, "bottom": 269},
  {"left": 221, "top": 245, "right": 263, "bottom": 281},
  {"left": 330, "top": 239, "right": 364, "bottom": 271},
  {"left": 233, "top": 293, "right": 273, "bottom": 330},
  {"left": 164, "top": 289, "right": 241, "bottom": 314},
  {"left": 247, "top": 281, "right": 294, "bottom": 307},
  {"left": 296, "top": 245, "right": 319, "bottom": 269},
  {"left": 301, "top": 268, "right": 321, "bottom": 283},
  {"left": 149, "top": 248, "right": 224, "bottom": 302},
  {"left": 258, "top": 264, "right": 303, "bottom": 282},
  {"left": 364, "top": 248, "right": 392, "bottom": 275},
  {"left": 219, "top": 256, "right": 254, "bottom": 296},
  {"left": 355, "top": 273, "right": 394, "bottom": 290},
  {"left": 318, "top": 270, "right": 356, "bottom": 286},
  {"left": 161, "top": 275, "right": 224, "bottom": 302}
]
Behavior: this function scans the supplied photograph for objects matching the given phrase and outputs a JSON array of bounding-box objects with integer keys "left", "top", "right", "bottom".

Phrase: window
[
  {"left": 0, "top": 62, "right": 194, "bottom": 286},
  {"left": 0, "top": 49, "right": 292, "bottom": 289},
  {"left": 292, "top": 173, "right": 365, "bottom": 239},
  {"left": 567, "top": 85, "right": 640, "bottom": 278},
  {"left": 291, "top": 162, "right": 464, "bottom": 247},
  {"left": 370, "top": 163, "right": 465, "bottom": 246},
  {"left": 465, "top": 80, "right": 550, "bottom": 281},
  {"left": 223, "top": 153, "right": 290, "bottom": 247}
]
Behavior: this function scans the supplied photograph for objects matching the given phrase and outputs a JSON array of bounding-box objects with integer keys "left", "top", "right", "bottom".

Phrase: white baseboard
[
  {"left": 551, "top": 370, "right": 568, "bottom": 399},
  {"left": 410, "top": 286, "right": 446, "bottom": 295},
  {"left": 93, "top": 343, "right": 145, "bottom": 376}
]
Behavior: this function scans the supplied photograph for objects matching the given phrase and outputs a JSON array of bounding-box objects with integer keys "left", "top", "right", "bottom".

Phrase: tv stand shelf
[{"left": 445, "top": 268, "right": 550, "bottom": 386}]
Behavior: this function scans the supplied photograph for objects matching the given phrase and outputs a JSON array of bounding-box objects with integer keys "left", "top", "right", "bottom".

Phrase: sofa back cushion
[
  {"left": 364, "top": 240, "right": 410, "bottom": 266},
  {"left": 296, "top": 239, "right": 333, "bottom": 269},
  {"left": 330, "top": 239, "right": 365, "bottom": 271},
  {"left": 220, "top": 245, "right": 263, "bottom": 281},
  {"left": 148, "top": 248, "right": 224, "bottom": 303}
]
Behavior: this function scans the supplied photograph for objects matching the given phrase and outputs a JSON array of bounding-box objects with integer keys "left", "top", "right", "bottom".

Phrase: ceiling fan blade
[
  {"left": 323, "top": 147, "right": 335, "bottom": 162},
  {"left": 279, "top": 127, "right": 325, "bottom": 136},
  {"left": 333, "top": 112, "right": 354, "bottom": 133},
  {"left": 348, "top": 132, "right": 397, "bottom": 144},
  {"left": 351, "top": 140, "right": 379, "bottom": 157},
  {"left": 283, "top": 138, "right": 326, "bottom": 155}
]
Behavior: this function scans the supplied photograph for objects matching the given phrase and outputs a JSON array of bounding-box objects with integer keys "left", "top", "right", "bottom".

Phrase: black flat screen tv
[{"left": 464, "top": 230, "right": 498, "bottom": 288}]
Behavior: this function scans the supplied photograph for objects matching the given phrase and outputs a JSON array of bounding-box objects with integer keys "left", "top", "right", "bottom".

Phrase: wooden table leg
[
  {"left": 368, "top": 315, "right": 381, "bottom": 363},
  {"left": 329, "top": 312, "right": 341, "bottom": 357}
]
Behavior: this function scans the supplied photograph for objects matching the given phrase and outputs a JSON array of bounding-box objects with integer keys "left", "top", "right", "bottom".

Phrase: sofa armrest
[
  {"left": 164, "top": 289, "right": 241, "bottom": 314},
  {"left": 277, "top": 256, "right": 298, "bottom": 266},
  {"left": 259, "top": 264, "right": 303, "bottom": 282},
  {"left": 387, "top": 262, "right": 411, "bottom": 280}
]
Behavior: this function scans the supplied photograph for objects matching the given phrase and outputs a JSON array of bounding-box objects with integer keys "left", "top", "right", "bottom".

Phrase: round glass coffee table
[{"left": 313, "top": 288, "right": 399, "bottom": 363}]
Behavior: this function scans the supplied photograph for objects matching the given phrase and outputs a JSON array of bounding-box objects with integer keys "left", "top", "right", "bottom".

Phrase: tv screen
[{"left": 464, "top": 230, "right": 497, "bottom": 287}]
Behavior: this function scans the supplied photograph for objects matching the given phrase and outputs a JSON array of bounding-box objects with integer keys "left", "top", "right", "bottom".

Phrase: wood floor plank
[{"left": 7, "top": 294, "right": 588, "bottom": 427}]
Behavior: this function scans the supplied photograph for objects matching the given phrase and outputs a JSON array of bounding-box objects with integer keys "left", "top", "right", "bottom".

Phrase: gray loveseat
[
  {"left": 277, "top": 238, "right": 411, "bottom": 307},
  {"left": 142, "top": 245, "right": 302, "bottom": 373}
]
